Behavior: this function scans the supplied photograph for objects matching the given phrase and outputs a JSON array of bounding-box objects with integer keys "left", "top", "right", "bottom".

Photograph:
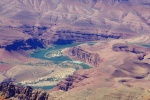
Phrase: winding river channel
[
  {"left": 30, "top": 43, "right": 92, "bottom": 90},
  {"left": 30, "top": 43, "right": 92, "bottom": 69}
]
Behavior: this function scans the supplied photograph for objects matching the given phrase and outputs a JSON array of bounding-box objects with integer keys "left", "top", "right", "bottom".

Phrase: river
[{"left": 29, "top": 43, "right": 92, "bottom": 90}]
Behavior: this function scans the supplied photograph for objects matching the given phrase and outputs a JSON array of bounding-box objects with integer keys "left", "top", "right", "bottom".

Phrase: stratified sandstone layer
[{"left": 67, "top": 46, "right": 102, "bottom": 67}]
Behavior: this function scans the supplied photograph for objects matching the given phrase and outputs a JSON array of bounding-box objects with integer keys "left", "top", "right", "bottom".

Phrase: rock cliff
[
  {"left": 0, "top": 82, "right": 49, "bottom": 100},
  {"left": 0, "top": 28, "right": 124, "bottom": 51},
  {"left": 4, "top": 38, "right": 45, "bottom": 52},
  {"left": 68, "top": 46, "right": 102, "bottom": 67},
  {"left": 112, "top": 43, "right": 149, "bottom": 60},
  {"left": 54, "top": 74, "right": 88, "bottom": 91},
  {"left": 51, "top": 30, "right": 122, "bottom": 45}
]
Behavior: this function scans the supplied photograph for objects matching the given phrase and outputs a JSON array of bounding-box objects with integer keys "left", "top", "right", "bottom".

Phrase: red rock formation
[
  {"left": 0, "top": 82, "right": 49, "bottom": 100},
  {"left": 68, "top": 46, "right": 102, "bottom": 67},
  {"left": 54, "top": 74, "right": 88, "bottom": 91}
]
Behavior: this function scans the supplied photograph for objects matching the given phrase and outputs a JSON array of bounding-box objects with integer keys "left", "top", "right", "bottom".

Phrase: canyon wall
[
  {"left": 0, "top": 28, "right": 124, "bottom": 51},
  {"left": 51, "top": 30, "right": 122, "bottom": 45},
  {"left": 0, "top": 82, "right": 49, "bottom": 100},
  {"left": 67, "top": 46, "right": 102, "bottom": 67},
  {"left": 112, "top": 43, "right": 149, "bottom": 60},
  {"left": 4, "top": 38, "right": 45, "bottom": 52},
  {"left": 54, "top": 74, "right": 88, "bottom": 91}
]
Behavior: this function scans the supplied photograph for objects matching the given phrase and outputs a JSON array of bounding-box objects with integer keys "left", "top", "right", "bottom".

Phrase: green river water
[{"left": 30, "top": 43, "right": 92, "bottom": 90}]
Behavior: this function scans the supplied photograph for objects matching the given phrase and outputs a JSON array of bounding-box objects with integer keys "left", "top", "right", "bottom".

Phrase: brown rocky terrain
[
  {"left": 53, "top": 74, "right": 89, "bottom": 91},
  {"left": 0, "top": 39, "right": 150, "bottom": 99},
  {"left": 112, "top": 43, "right": 149, "bottom": 60},
  {"left": 0, "top": 0, "right": 150, "bottom": 100},
  {"left": 67, "top": 46, "right": 102, "bottom": 67},
  {"left": 55, "top": 41, "right": 150, "bottom": 96},
  {"left": 1, "top": 81, "right": 150, "bottom": 100},
  {"left": 0, "top": 82, "right": 49, "bottom": 100},
  {"left": 51, "top": 29, "right": 123, "bottom": 45}
]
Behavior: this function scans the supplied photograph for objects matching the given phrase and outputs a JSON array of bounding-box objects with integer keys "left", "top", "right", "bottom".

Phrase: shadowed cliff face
[
  {"left": 51, "top": 30, "right": 122, "bottom": 45},
  {"left": 5, "top": 38, "right": 45, "bottom": 52},
  {"left": 0, "top": 0, "right": 149, "bottom": 50},
  {"left": 0, "top": 82, "right": 49, "bottom": 100},
  {"left": 1, "top": 29, "right": 123, "bottom": 51}
]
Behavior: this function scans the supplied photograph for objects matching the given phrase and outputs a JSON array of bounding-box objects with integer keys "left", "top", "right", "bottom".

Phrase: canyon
[{"left": 0, "top": 0, "right": 150, "bottom": 100}]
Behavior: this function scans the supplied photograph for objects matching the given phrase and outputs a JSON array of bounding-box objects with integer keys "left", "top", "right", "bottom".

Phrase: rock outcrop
[
  {"left": 112, "top": 43, "right": 149, "bottom": 60},
  {"left": 68, "top": 46, "right": 102, "bottom": 67},
  {"left": 54, "top": 74, "right": 88, "bottom": 91},
  {"left": 0, "top": 82, "right": 49, "bottom": 100},
  {"left": 21, "top": 25, "right": 48, "bottom": 37},
  {"left": 51, "top": 30, "right": 121, "bottom": 45}
]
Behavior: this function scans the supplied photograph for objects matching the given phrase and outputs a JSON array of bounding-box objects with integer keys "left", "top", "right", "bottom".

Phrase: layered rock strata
[
  {"left": 0, "top": 82, "right": 49, "bottom": 100},
  {"left": 112, "top": 43, "right": 150, "bottom": 60},
  {"left": 54, "top": 74, "right": 88, "bottom": 91},
  {"left": 68, "top": 46, "right": 102, "bottom": 67},
  {"left": 52, "top": 30, "right": 122, "bottom": 45}
]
